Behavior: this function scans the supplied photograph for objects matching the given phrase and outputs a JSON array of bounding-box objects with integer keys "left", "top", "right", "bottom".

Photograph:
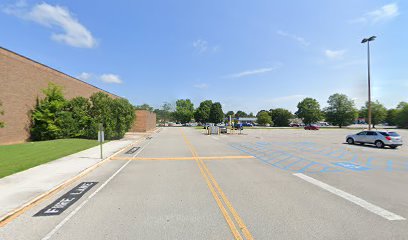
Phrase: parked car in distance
[
  {"left": 290, "top": 123, "right": 300, "bottom": 127},
  {"left": 231, "top": 123, "right": 243, "bottom": 130},
  {"left": 203, "top": 123, "right": 215, "bottom": 129},
  {"left": 242, "top": 122, "right": 253, "bottom": 127},
  {"left": 219, "top": 126, "right": 227, "bottom": 133},
  {"left": 317, "top": 122, "right": 330, "bottom": 126},
  {"left": 304, "top": 125, "right": 320, "bottom": 130},
  {"left": 346, "top": 130, "right": 403, "bottom": 149}
]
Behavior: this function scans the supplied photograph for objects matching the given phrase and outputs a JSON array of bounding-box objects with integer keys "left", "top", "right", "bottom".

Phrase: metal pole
[
  {"left": 367, "top": 41, "right": 372, "bottom": 130},
  {"left": 99, "top": 123, "right": 103, "bottom": 159}
]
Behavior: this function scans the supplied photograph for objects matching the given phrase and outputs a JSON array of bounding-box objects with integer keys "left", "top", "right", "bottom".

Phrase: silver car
[{"left": 346, "top": 130, "right": 403, "bottom": 149}]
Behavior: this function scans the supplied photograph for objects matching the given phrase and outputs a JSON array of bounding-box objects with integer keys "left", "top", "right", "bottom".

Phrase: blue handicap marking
[{"left": 332, "top": 162, "right": 370, "bottom": 171}]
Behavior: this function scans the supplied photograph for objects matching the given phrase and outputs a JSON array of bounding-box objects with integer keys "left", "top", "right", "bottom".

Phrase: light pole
[{"left": 361, "top": 36, "right": 376, "bottom": 130}]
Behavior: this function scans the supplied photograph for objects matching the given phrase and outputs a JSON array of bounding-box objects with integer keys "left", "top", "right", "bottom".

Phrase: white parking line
[
  {"left": 293, "top": 173, "right": 405, "bottom": 221},
  {"left": 41, "top": 139, "right": 153, "bottom": 240}
]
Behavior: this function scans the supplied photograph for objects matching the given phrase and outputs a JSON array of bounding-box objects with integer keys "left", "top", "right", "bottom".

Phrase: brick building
[
  {"left": 131, "top": 110, "right": 157, "bottom": 132},
  {"left": 0, "top": 47, "right": 155, "bottom": 145}
]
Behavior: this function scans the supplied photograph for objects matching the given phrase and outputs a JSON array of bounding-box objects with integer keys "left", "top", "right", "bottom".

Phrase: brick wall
[
  {"left": 130, "top": 110, "right": 156, "bottom": 132},
  {"left": 0, "top": 47, "right": 118, "bottom": 145}
]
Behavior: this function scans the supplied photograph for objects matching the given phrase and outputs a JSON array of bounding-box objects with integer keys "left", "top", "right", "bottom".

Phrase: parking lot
[{"left": 1, "top": 127, "right": 408, "bottom": 240}]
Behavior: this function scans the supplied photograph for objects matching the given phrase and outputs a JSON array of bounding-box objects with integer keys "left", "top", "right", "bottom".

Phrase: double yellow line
[
  {"left": 180, "top": 129, "right": 253, "bottom": 240},
  {"left": 110, "top": 156, "right": 255, "bottom": 161}
]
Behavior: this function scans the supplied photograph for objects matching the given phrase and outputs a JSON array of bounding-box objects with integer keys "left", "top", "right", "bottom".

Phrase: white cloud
[
  {"left": 77, "top": 72, "right": 92, "bottom": 81},
  {"left": 276, "top": 30, "right": 310, "bottom": 46},
  {"left": 2, "top": 2, "right": 97, "bottom": 48},
  {"left": 100, "top": 74, "right": 122, "bottom": 84},
  {"left": 192, "top": 39, "right": 219, "bottom": 54},
  {"left": 324, "top": 49, "right": 346, "bottom": 59},
  {"left": 225, "top": 64, "right": 282, "bottom": 79},
  {"left": 351, "top": 3, "right": 399, "bottom": 24},
  {"left": 193, "top": 83, "right": 208, "bottom": 89}
]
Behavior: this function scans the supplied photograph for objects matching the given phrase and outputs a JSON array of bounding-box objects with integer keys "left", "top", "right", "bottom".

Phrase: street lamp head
[
  {"left": 361, "top": 36, "right": 376, "bottom": 43},
  {"left": 368, "top": 36, "right": 376, "bottom": 41}
]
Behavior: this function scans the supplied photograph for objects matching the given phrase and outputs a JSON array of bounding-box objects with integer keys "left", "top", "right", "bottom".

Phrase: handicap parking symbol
[{"left": 332, "top": 162, "right": 370, "bottom": 171}]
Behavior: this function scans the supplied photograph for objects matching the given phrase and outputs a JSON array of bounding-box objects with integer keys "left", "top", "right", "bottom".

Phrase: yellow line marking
[
  {"left": 199, "top": 156, "right": 254, "bottom": 240},
  {"left": 0, "top": 136, "right": 149, "bottom": 227},
  {"left": 180, "top": 130, "right": 243, "bottom": 240},
  {"left": 110, "top": 156, "right": 255, "bottom": 161},
  {"left": 195, "top": 153, "right": 244, "bottom": 240},
  {"left": 180, "top": 129, "right": 254, "bottom": 240}
]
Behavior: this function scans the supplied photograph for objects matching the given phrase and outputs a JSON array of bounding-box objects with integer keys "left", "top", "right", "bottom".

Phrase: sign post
[{"left": 98, "top": 123, "right": 104, "bottom": 159}]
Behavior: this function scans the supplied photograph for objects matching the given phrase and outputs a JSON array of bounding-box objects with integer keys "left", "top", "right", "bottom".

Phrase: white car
[{"left": 346, "top": 130, "right": 403, "bottom": 149}]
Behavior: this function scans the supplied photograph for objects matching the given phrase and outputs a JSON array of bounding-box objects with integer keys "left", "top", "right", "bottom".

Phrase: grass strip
[{"left": 0, "top": 139, "right": 99, "bottom": 178}]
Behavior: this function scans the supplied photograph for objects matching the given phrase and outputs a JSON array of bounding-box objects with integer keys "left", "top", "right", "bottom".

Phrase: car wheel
[
  {"left": 347, "top": 138, "right": 354, "bottom": 144},
  {"left": 375, "top": 141, "right": 384, "bottom": 148}
]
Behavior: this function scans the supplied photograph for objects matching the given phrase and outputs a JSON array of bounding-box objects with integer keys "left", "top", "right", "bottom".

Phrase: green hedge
[{"left": 30, "top": 83, "right": 135, "bottom": 141}]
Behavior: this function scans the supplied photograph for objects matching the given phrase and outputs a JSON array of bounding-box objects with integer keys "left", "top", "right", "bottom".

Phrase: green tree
[
  {"left": 30, "top": 83, "right": 70, "bottom": 140},
  {"left": 162, "top": 102, "right": 173, "bottom": 122},
  {"left": 270, "top": 108, "right": 293, "bottom": 127},
  {"left": 235, "top": 111, "right": 248, "bottom": 118},
  {"left": 257, "top": 111, "right": 272, "bottom": 126},
  {"left": 154, "top": 102, "right": 174, "bottom": 123},
  {"left": 135, "top": 103, "right": 154, "bottom": 111},
  {"left": 194, "top": 100, "right": 213, "bottom": 123},
  {"left": 386, "top": 109, "right": 398, "bottom": 126},
  {"left": 295, "top": 98, "right": 323, "bottom": 125},
  {"left": 256, "top": 110, "right": 269, "bottom": 117},
  {"left": 87, "top": 92, "right": 114, "bottom": 139},
  {"left": 66, "top": 96, "right": 92, "bottom": 137},
  {"left": 173, "top": 99, "right": 194, "bottom": 123},
  {"left": 397, "top": 101, "right": 408, "bottom": 110},
  {"left": 111, "top": 98, "right": 136, "bottom": 139},
  {"left": 324, "top": 93, "right": 357, "bottom": 128},
  {"left": 360, "top": 100, "right": 387, "bottom": 128},
  {"left": 0, "top": 101, "right": 4, "bottom": 128},
  {"left": 87, "top": 92, "right": 135, "bottom": 140},
  {"left": 225, "top": 111, "right": 235, "bottom": 118},
  {"left": 395, "top": 102, "right": 408, "bottom": 128},
  {"left": 209, "top": 102, "right": 224, "bottom": 123},
  {"left": 30, "top": 84, "right": 135, "bottom": 141}
]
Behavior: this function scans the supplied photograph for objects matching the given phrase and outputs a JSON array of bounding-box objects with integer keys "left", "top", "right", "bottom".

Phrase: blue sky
[{"left": 1, "top": 0, "right": 407, "bottom": 113}]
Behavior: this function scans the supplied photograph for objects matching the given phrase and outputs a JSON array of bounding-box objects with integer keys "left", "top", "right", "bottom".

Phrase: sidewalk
[{"left": 0, "top": 135, "right": 142, "bottom": 221}]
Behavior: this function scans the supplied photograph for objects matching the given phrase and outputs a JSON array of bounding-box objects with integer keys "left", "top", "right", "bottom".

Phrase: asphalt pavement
[{"left": 1, "top": 127, "right": 407, "bottom": 240}]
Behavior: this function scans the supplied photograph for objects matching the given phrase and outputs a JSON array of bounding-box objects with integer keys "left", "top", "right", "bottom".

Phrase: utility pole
[{"left": 361, "top": 36, "right": 376, "bottom": 130}]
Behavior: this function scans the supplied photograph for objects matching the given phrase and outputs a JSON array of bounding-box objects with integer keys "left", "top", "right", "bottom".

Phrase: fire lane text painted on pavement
[{"left": 34, "top": 182, "right": 98, "bottom": 217}]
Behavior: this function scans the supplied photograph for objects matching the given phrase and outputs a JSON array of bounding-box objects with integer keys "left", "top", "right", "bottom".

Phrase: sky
[{"left": 1, "top": 0, "right": 407, "bottom": 113}]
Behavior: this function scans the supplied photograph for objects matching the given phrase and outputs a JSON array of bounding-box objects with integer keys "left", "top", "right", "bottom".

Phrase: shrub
[
  {"left": 86, "top": 92, "right": 135, "bottom": 140},
  {"left": 30, "top": 83, "right": 69, "bottom": 140},
  {"left": 31, "top": 84, "right": 135, "bottom": 141}
]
